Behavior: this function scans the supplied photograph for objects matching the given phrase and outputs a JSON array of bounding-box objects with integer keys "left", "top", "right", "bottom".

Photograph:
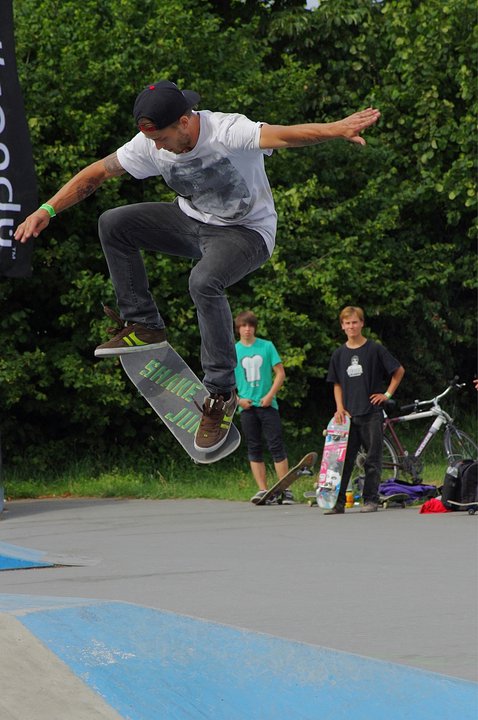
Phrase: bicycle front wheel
[
  {"left": 444, "top": 427, "right": 478, "bottom": 462},
  {"left": 351, "top": 436, "right": 400, "bottom": 487}
]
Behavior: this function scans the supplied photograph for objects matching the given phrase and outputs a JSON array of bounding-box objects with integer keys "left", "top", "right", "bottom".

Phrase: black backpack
[
  {"left": 461, "top": 461, "right": 478, "bottom": 504},
  {"left": 441, "top": 459, "right": 478, "bottom": 510}
]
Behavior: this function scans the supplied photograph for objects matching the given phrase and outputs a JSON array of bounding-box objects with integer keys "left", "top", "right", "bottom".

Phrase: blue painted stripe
[
  {"left": 3, "top": 597, "right": 476, "bottom": 720},
  {"left": 0, "top": 542, "right": 53, "bottom": 570}
]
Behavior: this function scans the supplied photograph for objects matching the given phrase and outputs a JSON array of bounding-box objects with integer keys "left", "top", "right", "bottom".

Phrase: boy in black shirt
[{"left": 326, "top": 306, "right": 405, "bottom": 513}]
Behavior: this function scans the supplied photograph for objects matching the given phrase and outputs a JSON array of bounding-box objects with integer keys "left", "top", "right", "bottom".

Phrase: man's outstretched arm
[
  {"left": 14, "top": 152, "right": 126, "bottom": 243},
  {"left": 259, "top": 107, "right": 380, "bottom": 149}
]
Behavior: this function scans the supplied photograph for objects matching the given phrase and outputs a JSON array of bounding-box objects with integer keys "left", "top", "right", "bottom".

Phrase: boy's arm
[
  {"left": 333, "top": 383, "right": 349, "bottom": 424},
  {"left": 370, "top": 365, "right": 405, "bottom": 405},
  {"left": 14, "top": 152, "right": 126, "bottom": 243},
  {"left": 260, "top": 363, "right": 285, "bottom": 408}
]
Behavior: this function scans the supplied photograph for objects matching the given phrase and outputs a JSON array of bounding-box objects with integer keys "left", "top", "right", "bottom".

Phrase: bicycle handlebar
[
  {"left": 399, "top": 376, "right": 465, "bottom": 412},
  {"left": 400, "top": 402, "right": 417, "bottom": 413}
]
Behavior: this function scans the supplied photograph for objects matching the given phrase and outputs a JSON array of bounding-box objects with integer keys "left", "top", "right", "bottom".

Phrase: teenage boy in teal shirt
[{"left": 234, "top": 311, "right": 290, "bottom": 503}]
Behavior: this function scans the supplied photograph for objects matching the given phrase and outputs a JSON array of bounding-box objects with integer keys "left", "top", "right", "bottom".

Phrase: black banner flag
[{"left": 0, "top": 0, "right": 37, "bottom": 277}]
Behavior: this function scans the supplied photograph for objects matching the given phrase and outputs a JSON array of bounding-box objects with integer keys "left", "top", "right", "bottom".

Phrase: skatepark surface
[{"left": 1, "top": 497, "right": 477, "bottom": 719}]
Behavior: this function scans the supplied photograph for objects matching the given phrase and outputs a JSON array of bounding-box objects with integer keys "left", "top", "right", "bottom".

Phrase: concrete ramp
[{"left": 1, "top": 594, "right": 476, "bottom": 720}]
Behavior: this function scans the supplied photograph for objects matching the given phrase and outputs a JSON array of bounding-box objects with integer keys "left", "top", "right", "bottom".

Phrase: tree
[{"left": 1, "top": 0, "right": 475, "bottom": 468}]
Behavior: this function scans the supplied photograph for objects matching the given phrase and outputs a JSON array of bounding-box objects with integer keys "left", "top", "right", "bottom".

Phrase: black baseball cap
[{"left": 133, "top": 80, "right": 201, "bottom": 130}]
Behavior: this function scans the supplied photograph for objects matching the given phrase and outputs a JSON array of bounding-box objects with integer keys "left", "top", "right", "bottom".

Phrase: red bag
[{"left": 420, "top": 498, "right": 450, "bottom": 514}]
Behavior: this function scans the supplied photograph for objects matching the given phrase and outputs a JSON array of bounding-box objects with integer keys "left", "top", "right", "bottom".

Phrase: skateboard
[
  {"left": 120, "top": 344, "right": 241, "bottom": 464},
  {"left": 305, "top": 490, "right": 409, "bottom": 509},
  {"left": 446, "top": 500, "right": 478, "bottom": 515},
  {"left": 303, "top": 490, "right": 318, "bottom": 507},
  {"left": 378, "top": 493, "right": 411, "bottom": 509},
  {"left": 316, "top": 416, "right": 351, "bottom": 510},
  {"left": 254, "top": 452, "right": 318, "bottom": 505}
]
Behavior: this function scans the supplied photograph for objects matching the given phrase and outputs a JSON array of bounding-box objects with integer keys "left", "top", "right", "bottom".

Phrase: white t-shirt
[{"left": 116, "top": 110, "right": 277, "bottom": 255}]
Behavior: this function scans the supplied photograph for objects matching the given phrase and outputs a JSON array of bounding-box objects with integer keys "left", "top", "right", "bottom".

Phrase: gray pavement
[{"left": 1, "top": 497, "right": 477, "bottom": 683}]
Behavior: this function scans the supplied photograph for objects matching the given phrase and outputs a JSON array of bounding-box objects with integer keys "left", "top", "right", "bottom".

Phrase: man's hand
[
  {"left": 335, "top": 107, "right": 381, "bottom": 145},
  {"left": 14, "top": 209, "right": 51, "bottom": 243},
  {"left": 239, "top": 398, "right": 253, "bottom": 410}
]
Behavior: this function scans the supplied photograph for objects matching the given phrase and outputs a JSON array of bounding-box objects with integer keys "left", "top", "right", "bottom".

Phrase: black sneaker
[
  {"left": 194, "top": 392, "right": 238, "bottom": 452},
  {"left": 281, "top": 489, "right": 295, "bottom": 505},
  {"left": 94, "top": 306, "right": 167, "bottom": 357},
  {"left": 360, "top": 502, "right": 379, "bottom": 513},
  {"left": 251, "top": 490, "right": 267, "bottom": 504}
]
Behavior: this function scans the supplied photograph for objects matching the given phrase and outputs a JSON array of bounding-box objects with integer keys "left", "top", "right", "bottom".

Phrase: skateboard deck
[
  {"left": 306, "top": 491, "right": 410, "bottom": 509},
  {"left": 379, "top": 493, "right": 410, "bottom": 509},
  {"left": 317, "top": 416, "right": 351, "bottom": 510},
  {"left": 120, "top": 344, "right": 241, "bottom": 464},
  {"left": 446, "top": 500, "right": 478, "bottom": 515},
  {"left": 254, "top": 452, "right": 318, "bottom": 505}
]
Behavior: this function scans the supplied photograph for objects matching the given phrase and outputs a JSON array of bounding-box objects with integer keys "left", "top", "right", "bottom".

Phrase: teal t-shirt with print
[{"left": 235, "top": 338, "right": 282, "bottom": 410}]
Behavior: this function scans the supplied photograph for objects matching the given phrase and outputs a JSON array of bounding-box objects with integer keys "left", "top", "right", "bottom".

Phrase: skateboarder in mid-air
[
  {"left": 15, "top": 80, "right": 380, "bottom": 453},
  {"left": 326, "top": 306, "right": 405, "bottom": 513}
]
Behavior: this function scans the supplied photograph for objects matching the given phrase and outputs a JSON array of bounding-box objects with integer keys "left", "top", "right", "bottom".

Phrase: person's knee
[
  {"left": 271, "top": 453, "right": 287, "bottom": 464},
  {"left": 98, "top": 207, "right": 125, "bottom": 243},
  {"left": 264, "top": 421, "right": 286, "bottom": 461},
  {"left": 248, "top": 452, "right": 264, "bottom": 462},
  {"left": 189, "top": 265, "right": 223, "bottom": 301},
  {"left": 269, "top": 440, "right": 287, "bottom": 463}
]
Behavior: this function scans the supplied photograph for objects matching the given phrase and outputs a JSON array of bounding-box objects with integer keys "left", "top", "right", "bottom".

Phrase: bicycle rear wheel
[
  {"left": 444, "top": 426, "right": 478, "bottom": 462},
  {"left": 351, "top": 436, "right": 400, "bottom": 488}
]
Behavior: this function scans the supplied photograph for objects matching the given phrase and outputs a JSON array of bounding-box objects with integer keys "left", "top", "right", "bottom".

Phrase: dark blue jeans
[
  {"left": 239, "top": 406, "right": 287, "bottom": 463},
  {"left": 98, "top": 201, "right": 270, "bottom": 394},
  {"left": 338, "top": 411, "right": 383, "bottom": 506}
]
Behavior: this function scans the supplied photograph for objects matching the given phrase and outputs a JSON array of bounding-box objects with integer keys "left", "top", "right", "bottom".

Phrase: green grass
[
  {"left": 5, "top": 417, "right": 475, "bottom": 503},
  {"left": 2, "top": 416, "right": 477, "bottom": 502},
  {"left": 4, "top": 453, "right": 257, "bottom": 502}
]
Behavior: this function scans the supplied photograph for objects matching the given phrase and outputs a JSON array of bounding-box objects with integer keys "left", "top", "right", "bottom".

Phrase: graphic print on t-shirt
[
  {"left": 163, "top": 156, "right": 251, "bottom": 220},
  {"left": 347, "top": 355, "right": 363, "bottom": 378},
  {"left": 241, "top": 355, "right": 263, "bottom": 386}
]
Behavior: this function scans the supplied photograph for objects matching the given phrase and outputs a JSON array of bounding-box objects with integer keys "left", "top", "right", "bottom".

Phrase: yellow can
[{"left": 345, "top": 490, "right": 354, "bottom": 508}]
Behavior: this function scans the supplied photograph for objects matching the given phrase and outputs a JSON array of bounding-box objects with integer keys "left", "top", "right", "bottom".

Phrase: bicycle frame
[
  {"left": 385, "top": 408, "right": 453, "bottom": 459},
  {"left": 383, "top": 382, "right": 457, "bottom": 463},
  {"left": 351, "top": 379, "right": 475, "bottom": 486}
]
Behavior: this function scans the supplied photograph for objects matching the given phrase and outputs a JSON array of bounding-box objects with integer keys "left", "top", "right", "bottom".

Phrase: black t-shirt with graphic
[{"left": 327, "top": 340, "right": 401, "bottom": 417}]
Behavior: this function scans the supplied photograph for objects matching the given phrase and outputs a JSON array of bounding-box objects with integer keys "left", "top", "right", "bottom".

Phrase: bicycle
[{"left": 352, "top": 378, "right": 477, "bottom": 485}]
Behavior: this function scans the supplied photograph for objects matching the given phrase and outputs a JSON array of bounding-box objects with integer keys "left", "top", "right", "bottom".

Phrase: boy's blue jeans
[{"left": 98, "top": 201, "right": 270, "bottom": 395}]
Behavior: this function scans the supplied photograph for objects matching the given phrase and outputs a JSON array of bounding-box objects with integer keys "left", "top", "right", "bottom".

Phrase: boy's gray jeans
[{"left": 98, "top": 201, "right": 270, "bottom": 395}]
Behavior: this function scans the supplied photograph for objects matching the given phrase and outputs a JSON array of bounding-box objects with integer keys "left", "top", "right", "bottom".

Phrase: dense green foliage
[{"left": 1, "top": 0, "right": 476, "bottom": 470}]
